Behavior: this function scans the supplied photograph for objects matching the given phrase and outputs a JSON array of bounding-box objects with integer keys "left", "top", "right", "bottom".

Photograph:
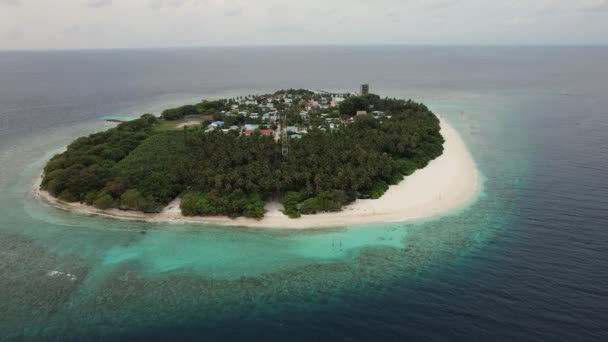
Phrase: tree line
[{"left": 41, "top": 95, "right": 444, "bottom": 219}]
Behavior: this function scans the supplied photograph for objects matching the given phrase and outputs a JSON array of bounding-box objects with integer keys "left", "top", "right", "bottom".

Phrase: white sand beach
[{"left": 34, "top": 117, "right": 479, "bottom": 229}]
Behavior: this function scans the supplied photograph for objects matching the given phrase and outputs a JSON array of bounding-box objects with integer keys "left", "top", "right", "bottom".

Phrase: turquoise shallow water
[
  {"left": 2, "top": 47, "right": 606, "bottom": 340},
  {"left": 1, "top": 91, "right": 515, "bottom": 338}
]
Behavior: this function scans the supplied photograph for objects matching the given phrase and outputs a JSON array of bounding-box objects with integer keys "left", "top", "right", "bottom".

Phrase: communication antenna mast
[{"left": 281, "top": 112, "right": 288, "bottom": 158}]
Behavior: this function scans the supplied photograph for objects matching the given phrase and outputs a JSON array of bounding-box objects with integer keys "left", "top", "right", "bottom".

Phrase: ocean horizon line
[{"left": 1, "top": 43, "right": 608, "bottom": 53}]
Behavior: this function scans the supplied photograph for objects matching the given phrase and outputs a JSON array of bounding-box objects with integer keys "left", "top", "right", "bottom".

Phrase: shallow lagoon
[
  {"left": 1, "top": 46, "right": 606, "bottom": 340},
  {"left": 1, "top": 93, "right": 513, "bottom": 339}
]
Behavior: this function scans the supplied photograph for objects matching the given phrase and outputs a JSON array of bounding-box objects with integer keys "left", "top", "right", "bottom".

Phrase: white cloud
[
  {"left": 268, "top": 5, "right": 289, "bottom": 17},
  {"left": 146, "top": 0, "right": 207, "bottom": 10},
  {"left": 86, "top": 0, "right": 112, "bottom": 8},
  {"left": 578, "top": 0, "right": 608, "bottom": 12},
  {"left": 0, "top": 0, "right": 607, "bottom": 49},
  {"left": 505, "top": 16, "right": 535, "bottom": 28},
  {"left": 4, "top": 26, "right": 21, "bottom": 40},
  {"left": 422, "top": 0, "right": 461, "bottom": 10},
  {"left": 224, "top": 7, "right": 242, "bottom": 16}
]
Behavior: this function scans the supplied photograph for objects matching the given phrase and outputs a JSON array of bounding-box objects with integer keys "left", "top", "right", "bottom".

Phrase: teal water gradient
[
  {"left": 3, "top": 46, "right": 607, "bottom": 340},
  {"left": 0, "top": 88, "right": 523, "bottom": 339}
]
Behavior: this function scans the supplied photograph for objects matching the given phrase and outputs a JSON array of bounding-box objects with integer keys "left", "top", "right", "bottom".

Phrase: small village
[{"left": 168, "top": 84, "right": 389, "bottom": 142}]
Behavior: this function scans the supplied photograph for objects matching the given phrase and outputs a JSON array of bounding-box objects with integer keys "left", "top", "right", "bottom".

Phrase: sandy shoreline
[{"left": 34, "top": 117, "right": 479, "bottom": 229}]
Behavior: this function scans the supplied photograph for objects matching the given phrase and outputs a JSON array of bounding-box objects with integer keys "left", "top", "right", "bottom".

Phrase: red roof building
[
  {"left": 260, "top": 129, "right": 274, "bottom": 136},
  {"left": 244, "top": 129, "right": 274, "bottom": 136}
]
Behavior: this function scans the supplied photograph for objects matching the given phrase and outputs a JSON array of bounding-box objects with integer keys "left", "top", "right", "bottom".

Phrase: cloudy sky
[{"left": 1, "top": 0, "right": 607, "bottom": 49}]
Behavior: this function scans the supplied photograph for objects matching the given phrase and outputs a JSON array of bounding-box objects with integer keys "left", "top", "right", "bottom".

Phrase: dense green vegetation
[
  {"left": 160, "top": 100, "right": 231, "bottom": 120},
  {"left": 41, "top": 93, "right": 444, "bottom": 219},
  {"left": 41, "top": 114, "right": 158, "bottom": 206},
  {"left": 338, "top": 93, "right": 428, "bottom": 116},
  {"left": 180, "top": 192, "right": 265, "bottom": 218},
  {"left": 274, "top": 89, "right": 315, "bottom": 96},
  {"left": 161, "top": 104, "right": 197, "bottom": 120}
]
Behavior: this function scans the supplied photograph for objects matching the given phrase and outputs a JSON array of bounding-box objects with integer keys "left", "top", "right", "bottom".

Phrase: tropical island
[{"left": 37, "top": 89, "right": 478, "bottom": 228}]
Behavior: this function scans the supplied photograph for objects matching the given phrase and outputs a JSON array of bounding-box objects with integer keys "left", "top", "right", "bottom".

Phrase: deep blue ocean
[{"left": 0, "top": 46, "right": 607, "bottom": 341}]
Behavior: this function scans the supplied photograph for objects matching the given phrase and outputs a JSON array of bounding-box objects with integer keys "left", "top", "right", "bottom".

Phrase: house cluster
[
  {"left": 200, "top": 89, "right": 389, "bottom": 138},
  {"left": 209, "top": 120, "right": 240, "bottom": 133},
  {"left": 242, "top": 124, "right": 273, "bottom": 136},
  {"left": 206, "top": 92, "right": 342, "bottom": 137}
]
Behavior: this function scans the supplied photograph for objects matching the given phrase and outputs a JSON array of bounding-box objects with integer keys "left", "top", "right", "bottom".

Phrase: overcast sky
[{"left": 1, "top": 0, "right": 608, "bottom": 50}]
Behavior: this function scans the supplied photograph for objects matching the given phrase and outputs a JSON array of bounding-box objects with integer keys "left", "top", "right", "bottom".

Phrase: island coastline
[{"left": 34, "top": 117, "right": 479, "bottom": 229}]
